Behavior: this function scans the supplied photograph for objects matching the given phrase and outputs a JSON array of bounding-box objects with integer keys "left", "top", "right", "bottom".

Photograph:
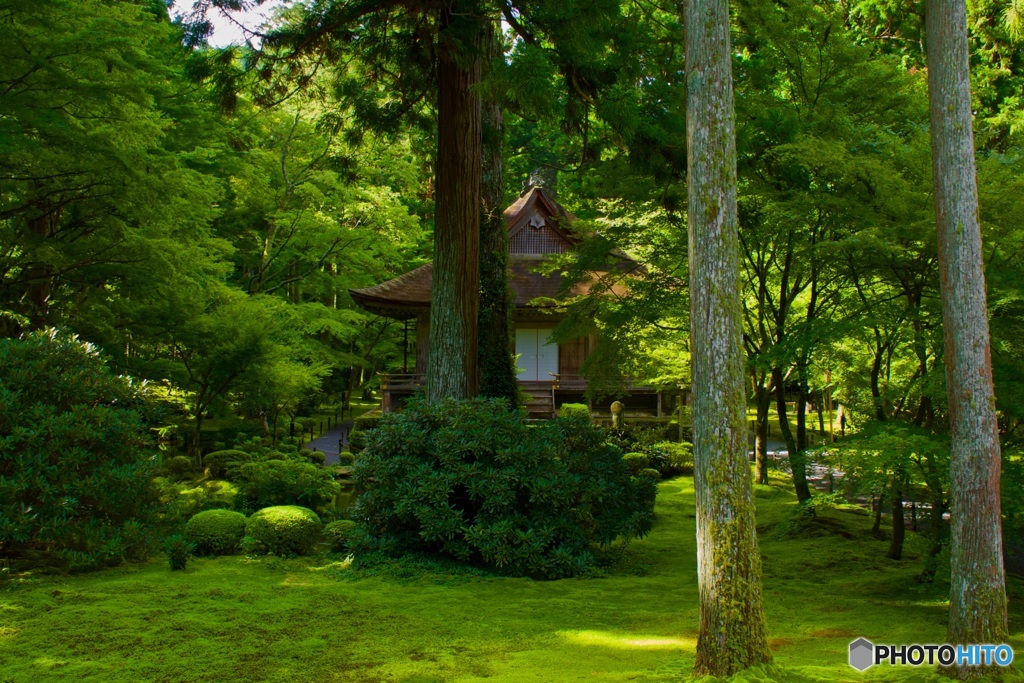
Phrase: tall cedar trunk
[
  {"left": 754, "top": 374, "right": 772, "bottom": 485},
  {"left": 427, "top": 3, "right": 483, "bottom": 400},
  {"left": 773, "top": 367, "right": 812, "bottom": 502},
  {"left": 685, "top": 0, "right": 772, "bottom": 673},
  {"left": 925, "top": 0, "right": 1008, "bottom": 661},
  {"left": 887, "top": 483, "right": 905, "bottom": 560},
  {"left": 477, "top": 23, "right": 518, "bottom": 407}
]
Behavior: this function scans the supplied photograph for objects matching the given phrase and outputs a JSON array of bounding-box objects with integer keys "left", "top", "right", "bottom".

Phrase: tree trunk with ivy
[
  {"left": 427, "top": 1, "right": 483, "bottom": 401},
  {"left": 925, "top": 0, "right": 1008, "bottom": 670},
  {"left": 477, "top": 23, "right": 518, "bottom": 408},
  {"left": 685, "top": 0, "right": 772, "bottom": 674}
]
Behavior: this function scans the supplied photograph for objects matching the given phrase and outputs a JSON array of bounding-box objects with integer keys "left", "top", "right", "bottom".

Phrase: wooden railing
[{"left": 380, "top": 373, "right": 425, "bottom": 392}]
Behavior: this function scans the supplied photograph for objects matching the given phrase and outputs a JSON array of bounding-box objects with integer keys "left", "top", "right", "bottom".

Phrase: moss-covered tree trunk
[
  {"left": 477, "top": 23, "right": 518, "bottom": 408},
  {"left": 925, "top": 0, "right": 1008, "bottom": 669},
  {"left": 684, "top": 0, "right": 772, "bottom": 674},
  {"left": 427, "top": 2, "right": 483, "bottom": 401}
]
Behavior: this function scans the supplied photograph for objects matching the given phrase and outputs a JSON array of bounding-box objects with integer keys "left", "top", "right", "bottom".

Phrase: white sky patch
[{"left": 173, "top": 1, "right": 291, "bottom": 48}]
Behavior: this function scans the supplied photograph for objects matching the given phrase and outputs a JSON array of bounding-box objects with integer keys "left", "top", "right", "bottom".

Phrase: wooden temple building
[{"left": 349, "top": 184, "right": 665, "bottom": 417}]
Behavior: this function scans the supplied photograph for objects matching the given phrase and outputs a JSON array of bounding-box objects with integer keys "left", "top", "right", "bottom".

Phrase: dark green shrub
[
  {"left": 235, "top": 459, "right": 340, "bottom": 514},
  {"left": 325, "top": 520, "right": 357, "bottom": 552},
  {"left": 622, "top": 452, "right": 650, "bottom": 474},
  {"left": 353, "top": 397, "right": 656, "bottom": 579},
  {"left": 0, "top": 331, "right": 161, "bottom": 571},
  {"left": 165, "top": 455, "right": 195, "bottom": 479},
  {"left": 349, "top": 411, "right": 383, "bottom": 453},
  {"left": 559, "top": 403, "right": 591, "bottom": 419},
  {"left": 184, "top": 509, "right": 247, "bottom": 556},
  {"left": 305, "top": 450, "right": 326, "bottom": 466},
  {"left": 203, "top": 450, "right": 251, "bottom": 479},
  {"left": 338, "top": 452, "right": 356, "bottom": 466},
  {"left": 647, "top": 442, "right": 693, "bottom": 477},
  {"left": 244, "top": 505, "right": 322, "bottom": 556},
  {"left": 165, "top": 535, "right": 194, "bottom": 571}
]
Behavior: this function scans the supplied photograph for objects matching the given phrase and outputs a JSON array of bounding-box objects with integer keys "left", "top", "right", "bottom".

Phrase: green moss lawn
[{"left": 2, "top": 475, "right": 1021, "bottom": 682}]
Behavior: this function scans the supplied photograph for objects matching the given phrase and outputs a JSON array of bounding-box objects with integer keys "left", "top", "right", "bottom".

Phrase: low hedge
[
  {"left": 244, "top": 505, "right": 322, "bottom": 556},
  {"left": 184, "top": 509, "right": 247, "bottom": 556},
  {"left": 559, "top": 403, "right": 591, "bottom": 420}
]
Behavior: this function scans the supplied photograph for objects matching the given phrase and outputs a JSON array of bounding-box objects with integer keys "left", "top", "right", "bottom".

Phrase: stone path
[{"left": 305, "top": 421, "right": 353, "bottom": 466}]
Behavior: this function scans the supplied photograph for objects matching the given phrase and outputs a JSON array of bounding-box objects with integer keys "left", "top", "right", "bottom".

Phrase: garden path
[{"left": 305, "top": 421, "right": 353, "bottom": 466}]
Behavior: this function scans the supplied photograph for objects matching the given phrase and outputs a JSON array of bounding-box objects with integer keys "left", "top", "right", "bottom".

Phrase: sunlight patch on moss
[{"left": 559, "top": 629, "right": 696, "bottom": 650}]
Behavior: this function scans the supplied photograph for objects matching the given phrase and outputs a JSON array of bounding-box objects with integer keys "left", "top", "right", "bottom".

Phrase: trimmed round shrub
[
  {"left": 354, "top": 397, "right": 656, "bottom": 579},
  {"left": 559, "top": 403, "right": 591, "bottom": 420},
  {"left": 338, "top": 452, "right": 356, "bottom": 466},
  {"left": 184, "top": 509, "right": 247, "bottom": 556},
  {"left": 244, "top": 505, "right": 322, "bottom": 556},
  {"left": 305, "top": 450, "right": 326, "bottom": 466},
  {"left": 325, "top": 520, "right": 357, "bottom": 552},
  {"left": 647, "top": 442, "right": 693, "bottom": 477},
  {"left": 622, "top": 452, "right": 650, "bottom": 474},
  {"left": 165, "top": 455, "right": 195, "bottom": 479},
  {"left": 204, "top": 450, "right": 251, "bottom": 479},
  {"left": 235, "top": 459, "right": 340, "bottom": 514}
]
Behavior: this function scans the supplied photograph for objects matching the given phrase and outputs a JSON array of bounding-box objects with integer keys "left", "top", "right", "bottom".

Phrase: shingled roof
[{"left": 349, "top": 186, "right": 628, "bottom": 319}]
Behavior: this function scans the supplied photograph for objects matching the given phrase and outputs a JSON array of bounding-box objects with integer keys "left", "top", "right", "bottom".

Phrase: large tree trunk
[
  {"left": 773, "top": 367, "right": 812, "bottom": 503},
  {"left": 476, "top": 23, "right": 518, "bottom": 408},
  {"left": 427, "top": 2, "right": 483, "bottom": 401},
  {"left": 685, "top": 0, "right": 772, "bottom": 674},
  {"left": 926, "top": 0, "right": 1008, "bottom": 663}
]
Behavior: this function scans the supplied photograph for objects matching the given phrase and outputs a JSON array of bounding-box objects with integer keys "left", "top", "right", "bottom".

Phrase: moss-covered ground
[{"left": 1, "top": 474, "right": 1021, "bottom": 682}]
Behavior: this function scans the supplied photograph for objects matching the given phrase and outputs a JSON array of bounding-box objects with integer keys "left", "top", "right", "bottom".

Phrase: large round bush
[
  {"left": 203, "top": 450, "right": 251, "bottom": 479},
  {"left": 244, "top": 506, "right": 322, "bottom": 556},
  {"left": 234, "top": 459, "right": 340, "bottom": 514},
  {"left": 0, "top": 331, "right": 160, "bottom": 570},
  {"left": 353, "top": 397, "right": 656, "bottom": 579},
  {"left": 184, "top": 509, "right": 247, "bottom": 556}
]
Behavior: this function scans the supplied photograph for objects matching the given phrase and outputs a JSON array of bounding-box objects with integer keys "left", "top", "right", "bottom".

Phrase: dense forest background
[{"left": 4, "top": 0, "right": 1024, "bottom": 512}]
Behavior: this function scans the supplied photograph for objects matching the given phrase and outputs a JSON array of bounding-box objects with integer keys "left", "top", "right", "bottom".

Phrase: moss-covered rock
[
  {"left": 184, "top": 509, "right": 247, "bottom": 556},
  {"left": 244, "top": 505, "right": 322, "bottom": 557}
]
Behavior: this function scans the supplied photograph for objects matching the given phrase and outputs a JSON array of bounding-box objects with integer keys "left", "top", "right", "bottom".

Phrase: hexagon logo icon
[{"left": 849, "top": 638, "right": 874, "bottom": 671}]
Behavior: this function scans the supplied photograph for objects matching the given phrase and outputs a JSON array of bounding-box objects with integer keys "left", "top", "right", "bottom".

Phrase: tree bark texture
[
  {"left": 685, "top": 0, "right": 772, "bottom": 674},
  {"left": 476, "top": 23, "right": 518, "bottom": 407},
  {"left": 754, "top": 375, "right": 772, "bottom": 485},
  {"left": 773, "top": 367, "right": 812, "bottom": 503},
  {"left": 925, "top": 0, "right": 1008, "bottom": 662},
  {"left": 427, "top": 2, "right": 483, "bottom": 401}
]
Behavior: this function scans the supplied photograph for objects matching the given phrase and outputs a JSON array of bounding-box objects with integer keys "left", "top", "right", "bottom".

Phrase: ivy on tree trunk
[
  {"left": 925, "top": 0, "right": 1008, "bottom": 671},
  {"left": 684, "top": 0, "right": 772, "bottom": 674}
]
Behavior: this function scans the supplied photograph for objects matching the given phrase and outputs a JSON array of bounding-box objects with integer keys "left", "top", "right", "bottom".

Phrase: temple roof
[{"left": 349, "top": 186, "right": 628, "bottom": 320}]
